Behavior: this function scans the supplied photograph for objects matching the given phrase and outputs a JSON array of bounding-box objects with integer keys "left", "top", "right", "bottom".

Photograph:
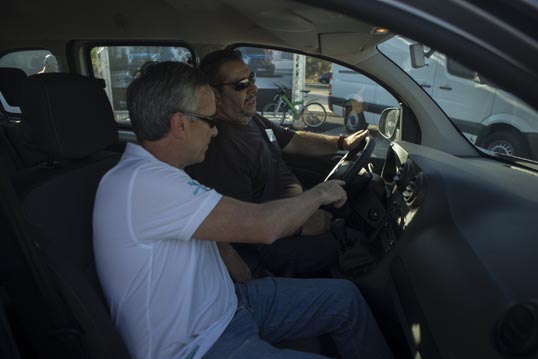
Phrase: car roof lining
[{"left": 2, "top": 0, "right": 388, "bottom": 59}]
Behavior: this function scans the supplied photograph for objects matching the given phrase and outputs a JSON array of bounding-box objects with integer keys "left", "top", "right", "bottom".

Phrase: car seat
[
  {"left": 0, "top": 67, "right": 26, "bottom": 114},
  {"left": 2, "top": 72, "right": 129, "bottom": 358},
  {"left": 0, "top": 67, "right": 49, "bottom": 169}
]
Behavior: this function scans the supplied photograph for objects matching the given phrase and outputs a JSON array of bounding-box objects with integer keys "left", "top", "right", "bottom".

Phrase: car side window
[
  {"left": 0, "top": 50, "right": 61, "bottom": 115},
  {"left": 239, "top": 46, "right": 393, "bottom": 158},
  {"left": 0, "top": 50, "right": 61, "bottom": 76},
  {"left": 90, "top": 45, "right": 192, "bottom": 124}
]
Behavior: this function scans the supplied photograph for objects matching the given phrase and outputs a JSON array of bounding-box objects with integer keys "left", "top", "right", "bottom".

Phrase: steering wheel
[{"left": 324, "top": 136, "right": 376, "bottom": 187}]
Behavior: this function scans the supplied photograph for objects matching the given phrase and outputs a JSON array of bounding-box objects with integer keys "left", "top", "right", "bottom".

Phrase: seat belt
[{"left": 0, "top": 175, "right": 85, "bottom": 358}]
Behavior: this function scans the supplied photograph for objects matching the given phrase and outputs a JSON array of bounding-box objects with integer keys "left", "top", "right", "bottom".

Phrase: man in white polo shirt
[{"left": 93, "top": 61, "right": 392, "bottom": 359}]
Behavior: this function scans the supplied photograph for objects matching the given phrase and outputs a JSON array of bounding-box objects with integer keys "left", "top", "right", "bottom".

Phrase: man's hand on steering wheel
[
  {"left": 321, "top": 134, "right": 375, "bottom": 218},
  {"left": 342, "top": 129, "right": 369, "bottom": 151}
]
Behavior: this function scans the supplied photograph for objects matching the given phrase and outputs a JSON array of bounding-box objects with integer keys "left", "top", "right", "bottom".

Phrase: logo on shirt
[
  {"left": 265, "top": 129, "right": 277, "bottom": 142},
  {"left": 188, "top": 180, "right": 210, "bottom": 195}
]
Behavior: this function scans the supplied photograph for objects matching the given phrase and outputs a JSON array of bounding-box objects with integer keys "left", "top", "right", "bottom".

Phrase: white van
[{"left": 329, "top": 36, "right": 538, "bottom": 159}]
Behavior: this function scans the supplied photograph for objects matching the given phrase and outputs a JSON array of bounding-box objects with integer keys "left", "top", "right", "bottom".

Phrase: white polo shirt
[{"left": 93, "top": 143, "right": 237, "bottom": 359}]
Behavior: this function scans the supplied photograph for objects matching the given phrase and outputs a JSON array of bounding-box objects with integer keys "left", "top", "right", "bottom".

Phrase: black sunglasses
[
  {"left": 219, "top": 72, "right": 256, "bottom": 91},
  {"left": 185, "top": 112, "right": 217, "bottom": 128}
]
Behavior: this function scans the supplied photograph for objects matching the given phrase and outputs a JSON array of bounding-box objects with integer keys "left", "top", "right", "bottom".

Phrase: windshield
[{"left": 378, "top": 36, "right": 538, "bottom": 163}]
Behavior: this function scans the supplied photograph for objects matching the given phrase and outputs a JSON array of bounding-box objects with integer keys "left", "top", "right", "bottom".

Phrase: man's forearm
[
  {"left": 257, "top": 186, "right": 325, "bottom": 240},
  {"left": 283, "top": 131, "right": 339, "bottom": 156},
  {"left": 283, "top": 129, "right": 369, "bottom": 156},
  {"left": 194, "top": 181, "right": 346, "bottom": 245}
]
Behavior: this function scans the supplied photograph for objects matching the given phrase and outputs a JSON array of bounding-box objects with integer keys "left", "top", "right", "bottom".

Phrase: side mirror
[
  {"left": 410, "top": 43, "right": 425, "bottom": 68},
  {"left": 378, "top": 107, "right": 400, "bottom": 140}
]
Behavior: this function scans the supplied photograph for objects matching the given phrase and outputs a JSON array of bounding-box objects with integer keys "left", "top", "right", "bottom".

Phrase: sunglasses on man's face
[
  {"left": 220, "top": 72, "right": 256, "bottom": 91},
  {"left": 185, "top": 113, "right": 217, "bottom": 128}
]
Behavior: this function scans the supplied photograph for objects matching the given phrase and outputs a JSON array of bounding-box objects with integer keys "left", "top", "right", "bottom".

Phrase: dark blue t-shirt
[{"left": 187, "top": 115, "right": 302, "bottom": 203}]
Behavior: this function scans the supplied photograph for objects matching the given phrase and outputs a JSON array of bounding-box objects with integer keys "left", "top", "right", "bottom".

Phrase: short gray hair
[{"left": 127, "top": 61, "right": 209, "bottom": 142}]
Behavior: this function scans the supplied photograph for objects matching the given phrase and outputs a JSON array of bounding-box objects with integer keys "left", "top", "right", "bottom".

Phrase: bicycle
[{"left": 261, "top": 85, "right": 327, "bottom": 128}]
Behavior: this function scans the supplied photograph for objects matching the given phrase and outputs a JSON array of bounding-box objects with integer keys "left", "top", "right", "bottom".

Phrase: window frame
[
  {"left": 229, "top": 43, "right": 421, "bottom": 153},
  {"left": 67, "top": 40, "right": 196, "bottom": 129}
]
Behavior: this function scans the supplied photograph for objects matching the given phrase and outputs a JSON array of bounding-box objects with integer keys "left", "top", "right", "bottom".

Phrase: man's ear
[
  {"left": 169, "top": 112, "right": 188, "bottom": 140},
  {"left": 212, "top": 86, "right": 223, "bottom": 102}
]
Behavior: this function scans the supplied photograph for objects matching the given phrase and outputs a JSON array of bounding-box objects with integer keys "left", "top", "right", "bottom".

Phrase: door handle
[
  {"left": 439, "top": 85, "right": 452, "bottom": 90},
  {"left": 420, "top": 83, "right": 431, "bottom": 88}
]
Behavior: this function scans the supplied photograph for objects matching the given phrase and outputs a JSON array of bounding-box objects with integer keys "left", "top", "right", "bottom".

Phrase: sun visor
[{"left": 320, "top": 32, "right": 392, "bottom": 59}]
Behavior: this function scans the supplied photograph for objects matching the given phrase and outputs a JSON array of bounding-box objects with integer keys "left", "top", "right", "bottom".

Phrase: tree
[{"left": 305, "top": 57, "right": 331, "bottom": 83}]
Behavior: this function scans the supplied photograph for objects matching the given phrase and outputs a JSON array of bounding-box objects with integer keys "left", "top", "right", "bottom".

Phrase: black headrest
[
  {"left": 0, "top": 67, "right": 27, "bottom": 107},
  {"left": 21, "top": 73, "right": 118, "bottom": 159}
]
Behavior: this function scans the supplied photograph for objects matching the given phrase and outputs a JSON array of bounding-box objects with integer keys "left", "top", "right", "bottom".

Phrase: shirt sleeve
[
  {"left": 130, "top": 164, "right": 222, "bottom": 243},
  {"left": 256, "top": 114, "right": 295, "bottom": 149}
]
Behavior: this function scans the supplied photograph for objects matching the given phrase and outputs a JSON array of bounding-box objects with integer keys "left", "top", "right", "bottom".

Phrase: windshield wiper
[{"left": 492, "top": 152, "right": 538, "bottom": 172}]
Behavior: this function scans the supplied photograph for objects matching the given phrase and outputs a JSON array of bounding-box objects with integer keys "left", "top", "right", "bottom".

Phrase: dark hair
[
  {"left": 199, "top": 49, "right": 244, "bottom": 88},
  {"left": 126, "top": 61, "right": 209, "bottom": 142}
]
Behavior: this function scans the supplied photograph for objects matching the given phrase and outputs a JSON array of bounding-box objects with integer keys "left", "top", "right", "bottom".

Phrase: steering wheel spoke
[{"left": 325, "top": 136, "right": 376, "bottom": 186}]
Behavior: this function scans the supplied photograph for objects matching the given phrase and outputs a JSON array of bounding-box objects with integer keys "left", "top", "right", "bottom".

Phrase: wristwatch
[{"left": 337, "top": 134, "right": 347, "bottom": 151}]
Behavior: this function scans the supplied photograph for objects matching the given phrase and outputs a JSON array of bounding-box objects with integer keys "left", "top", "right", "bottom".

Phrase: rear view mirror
[
  {"left": 410, "top": 43, "right": 425, "bottom": 68},
  {"left": 378, "top": 107, "right": 400, "bottom": 140}
]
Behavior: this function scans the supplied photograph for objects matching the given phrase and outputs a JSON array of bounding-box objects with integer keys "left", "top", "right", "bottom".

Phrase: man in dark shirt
[
  {"left": 190, "top": 112, "right": 302, "bottom": 203},
  {"left": 187, "top": 49, "right": 369, "bottom": 276}
]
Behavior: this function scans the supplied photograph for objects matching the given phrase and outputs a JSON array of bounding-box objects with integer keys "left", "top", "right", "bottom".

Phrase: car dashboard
[{"left": 351, "top": 140, "right": 538, "bottom": 359}]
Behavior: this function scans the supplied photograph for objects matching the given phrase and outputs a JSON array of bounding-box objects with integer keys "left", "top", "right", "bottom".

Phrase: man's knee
[{"left": 327, "top": 279, "right": 365, "bottom": 307}]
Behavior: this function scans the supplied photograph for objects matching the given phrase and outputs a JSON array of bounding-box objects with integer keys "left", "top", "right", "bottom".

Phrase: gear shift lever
[{"left": 331, "top": 219, "right": 376, "bottom": 275}]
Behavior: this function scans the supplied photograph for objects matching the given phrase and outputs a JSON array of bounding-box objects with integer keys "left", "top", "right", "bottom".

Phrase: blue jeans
[{"left": 203, "top": 277, "right": 393, "bottom": 359}]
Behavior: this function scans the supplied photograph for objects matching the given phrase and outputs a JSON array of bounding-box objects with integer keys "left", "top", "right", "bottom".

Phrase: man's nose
[{"left": 211, "top": 125, "right": 218, "bottom": 137}]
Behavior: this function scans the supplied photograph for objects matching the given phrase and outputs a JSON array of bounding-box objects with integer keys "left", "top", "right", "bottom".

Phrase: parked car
[
  {"left": 318, "top": 72, "right": 331, "bottom": 84},
  {"left": 1, "top": 1, "right": 537, "bottom": 359},
  {"left": 238, "top": 47, "right": 275, "bottom": 76}
]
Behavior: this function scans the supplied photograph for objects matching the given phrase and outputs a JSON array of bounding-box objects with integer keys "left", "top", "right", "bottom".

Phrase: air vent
[
  {"left": 394, "top": 159, "right": 417, "bottom": 192},
  {"left": 402, "top": 172, "right": 425, "bottom": 207},
  {"left": 402, "top": 180, "right": 415, "bottom": 203}
]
